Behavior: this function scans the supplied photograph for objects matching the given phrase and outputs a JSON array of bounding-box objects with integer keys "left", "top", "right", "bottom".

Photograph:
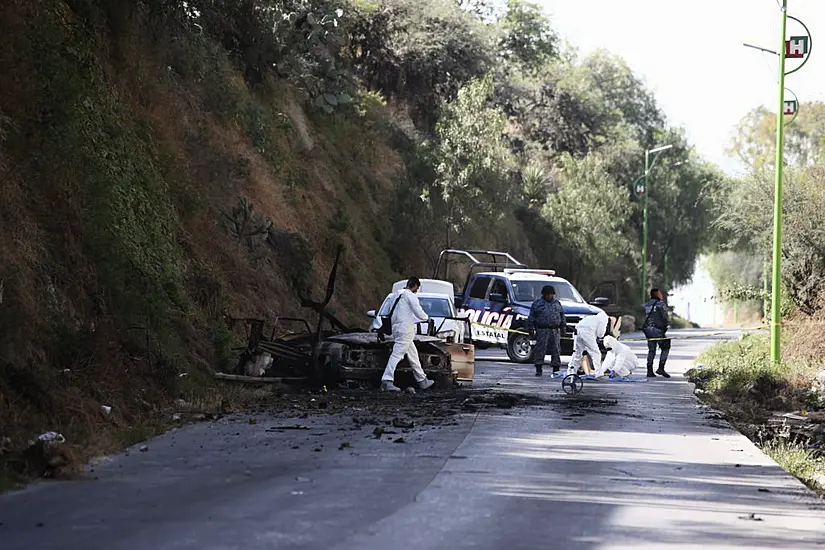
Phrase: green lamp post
[{"left": 640, "top": 144, "right": 673, "bottom": 303}]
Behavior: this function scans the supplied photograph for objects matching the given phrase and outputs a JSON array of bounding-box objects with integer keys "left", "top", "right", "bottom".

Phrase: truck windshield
[
  {"left": 379, "top": 296, "right": 454, "bottom": 318},
  {"left": 511, "top": 280, "right": 585, "bottom": 304}
]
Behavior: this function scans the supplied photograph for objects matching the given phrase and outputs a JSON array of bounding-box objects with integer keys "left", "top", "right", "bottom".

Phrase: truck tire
[{"left": 507, "top": 332, "right": 534, "bottom": 363}]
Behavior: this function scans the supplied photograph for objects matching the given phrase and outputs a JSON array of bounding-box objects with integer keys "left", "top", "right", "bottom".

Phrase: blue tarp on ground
[{"left": 580, "top": 375, "right": 648, "bottom": 383}]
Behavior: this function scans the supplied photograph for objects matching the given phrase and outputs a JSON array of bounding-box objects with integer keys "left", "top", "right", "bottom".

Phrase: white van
[{"left": 367, "top": 279, "right": 466, "bottom": 343}]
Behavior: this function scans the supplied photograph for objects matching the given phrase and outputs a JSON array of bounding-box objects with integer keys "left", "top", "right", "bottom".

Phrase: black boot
[
  {"left": 657, "top": 347, "right": 671, "bottom": 378},
  {"left": 535, "top": 366, "right": 543, "bottom": 376},
  {"left": 647, "top": 367, "right": 657, "bottom": 378}
]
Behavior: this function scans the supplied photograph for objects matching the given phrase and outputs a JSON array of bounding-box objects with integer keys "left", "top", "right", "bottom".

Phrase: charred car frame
[{"left": 227, "top": 247, "right": 475, "bottom": 387}]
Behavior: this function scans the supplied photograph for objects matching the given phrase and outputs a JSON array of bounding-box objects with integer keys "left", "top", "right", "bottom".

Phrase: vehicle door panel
[{"left": 463, "top": 276, "right": 492, "bottom": 312}]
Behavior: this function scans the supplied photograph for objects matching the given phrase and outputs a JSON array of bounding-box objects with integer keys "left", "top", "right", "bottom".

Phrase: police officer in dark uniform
[
  {"left": 643, "top": 288, "right": 670, "bottom": 378},
  {"left": 527, "top": 285, "right": 566, "bottom": 376}
]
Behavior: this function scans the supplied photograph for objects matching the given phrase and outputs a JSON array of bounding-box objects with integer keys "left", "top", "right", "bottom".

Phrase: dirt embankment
[{"left": 0, "top": 1, "right": 413, "bottom": 488}]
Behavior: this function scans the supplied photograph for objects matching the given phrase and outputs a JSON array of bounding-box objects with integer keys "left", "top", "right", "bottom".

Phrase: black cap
[{"left": 542, "top": 285, "right": 555, "bottom": 296}]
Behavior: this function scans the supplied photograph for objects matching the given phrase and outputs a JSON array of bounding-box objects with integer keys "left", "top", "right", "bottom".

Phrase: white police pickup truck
[{"left": 432, "top": 250, "right": 620, "bottom": 363}]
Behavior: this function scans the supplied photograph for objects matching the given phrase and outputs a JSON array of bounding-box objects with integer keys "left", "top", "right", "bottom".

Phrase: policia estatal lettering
[{"left": 642, "top": 288, "right": 671, "bottom": 378}]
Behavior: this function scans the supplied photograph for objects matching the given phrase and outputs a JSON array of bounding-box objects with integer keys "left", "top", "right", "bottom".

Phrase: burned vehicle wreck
[{"left": 226, "top": 247, "right": 474, "bottom": 387}]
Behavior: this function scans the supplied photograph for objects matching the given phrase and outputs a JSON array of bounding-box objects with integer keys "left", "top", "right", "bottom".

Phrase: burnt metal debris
[{"left": 225, "top": 246, "right": 475, "bottom": 387}]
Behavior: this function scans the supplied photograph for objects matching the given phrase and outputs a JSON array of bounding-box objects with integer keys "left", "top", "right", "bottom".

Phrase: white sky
[{"left": 541, "top": 0, "right": 824, "bottom": 176}]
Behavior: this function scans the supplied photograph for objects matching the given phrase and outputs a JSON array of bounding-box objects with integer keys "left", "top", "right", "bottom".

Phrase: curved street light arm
[
  {"left": 785, "top": 15, "right": 813, "bottom": 76},
  {"left": 785, "top": 88, "right": 800, "bottom": 126},
  {"left": 647, "top": 149, "right": 670, "bottom": 174}
]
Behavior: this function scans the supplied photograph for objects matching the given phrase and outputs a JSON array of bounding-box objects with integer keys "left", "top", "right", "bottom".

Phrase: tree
[
  {"left": 427, "top": 75, "right": 511, "bottom": 246},
  {"left": 714, "top": 167, "right": 825, "bottom": 315},
  {"left": 556, "top": 50, "right": 664, "bottom": 148},
  {"left": 729, "top": 102, "right": 825, "bottom": 172},
  {"left": 350, "top": 0, "right": 494, "bottom": 129},
  {"left": 541, "top": 152, "right": 633, "bottom": 281},
  {"left": 498, "top": 0, "right": 557, "bottom": 74},
  {"left": 456, "top": 0, "right": 504, "bottom": 21},
  {"left": 183, "top": 0, "right": 351, "bottom": 90}
]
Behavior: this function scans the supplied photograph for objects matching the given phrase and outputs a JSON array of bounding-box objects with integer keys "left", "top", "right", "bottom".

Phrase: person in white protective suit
[
  {"left": 568, "top": 309, "right": 609, "bottom": 378},
  {"left": 380, "top": 277, "right": 436, "bottom": 392},
  {"left": 602, "top": 335, "right": 638, "bottom": 379}
]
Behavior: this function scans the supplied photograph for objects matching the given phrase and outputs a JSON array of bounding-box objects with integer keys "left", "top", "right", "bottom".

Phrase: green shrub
[
  {"left": 689, "top": 333, "right": 814, "bottom": 420},
  {"left": 23, "top": 3, "right": 188, "bottom": 335},
  {"left": 763, "top": 441, "right": 825, "bottom": 493}
]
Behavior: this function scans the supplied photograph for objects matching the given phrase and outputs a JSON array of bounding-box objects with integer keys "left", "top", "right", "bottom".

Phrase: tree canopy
[{"left": 712, "top": 101, "right": 825, "bottom": 316}]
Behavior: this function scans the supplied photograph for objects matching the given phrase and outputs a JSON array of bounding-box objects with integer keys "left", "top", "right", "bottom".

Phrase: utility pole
[
  {"left": 745, "top": 3, "right": 812, "bottom": 362},
  {"left": 640, "top": 144, "right": 672, "bottom": 303},
  {"left": 770, "top": 0, "right": 789, "bottom": 363},
  {"left": 642, "top": 149, "right": 649, "bottom": 304}
]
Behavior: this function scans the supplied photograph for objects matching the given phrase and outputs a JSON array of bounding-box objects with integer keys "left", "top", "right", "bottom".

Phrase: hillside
[{"left": 0, "top": 0, "right": 723, "bottom": 484}]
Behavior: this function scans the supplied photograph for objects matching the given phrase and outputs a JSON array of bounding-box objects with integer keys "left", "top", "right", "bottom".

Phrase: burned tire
[
  {"left": 313, "top": 346, "right": 343, "bottom": 386},
  {"left": 507, "top": 333, "right": 534, "bottom": 363}
]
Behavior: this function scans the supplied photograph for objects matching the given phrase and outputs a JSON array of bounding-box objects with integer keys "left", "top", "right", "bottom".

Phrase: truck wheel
[{"left": 507, "top": 333, "right": 534, "bottom": 363}]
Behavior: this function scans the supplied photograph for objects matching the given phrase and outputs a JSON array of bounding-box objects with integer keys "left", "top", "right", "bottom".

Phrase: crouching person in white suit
[
  {"left": 568, "top": 309, "right": 609, "bottom": 378},
  {"left": 380, "top": 277, "right": 436, "bottom": 392},
  {"left": 602, "top": 336, "right": 638, "bottom": 379}
]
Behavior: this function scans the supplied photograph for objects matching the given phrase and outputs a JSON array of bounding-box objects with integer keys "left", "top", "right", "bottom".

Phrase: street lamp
[
  {"left": 742, "top": 1, "right": 812, "bottom": 363},
  {"left": 634, "top": 159, "right": 684, "bottom": 295},
  {"left": 641, "top": 144, "right": 673, "bottom": 303}
]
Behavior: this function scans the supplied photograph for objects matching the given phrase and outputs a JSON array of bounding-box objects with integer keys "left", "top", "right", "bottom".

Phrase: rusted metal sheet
[{"left": 443, "top": 342, "right": 474, "bottom": 382}]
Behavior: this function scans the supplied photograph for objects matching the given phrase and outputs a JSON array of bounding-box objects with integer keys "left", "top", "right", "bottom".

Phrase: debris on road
[
  {"left": 268, "top": 425, "right": 310, "bottom": 431},
  {"left": 392, "top": 418, "right": 414, "bottom": 429},
  {"left": 393, "top": 437, "right": 406, "bottom": 444},
  {"left": 139, "top": 445, "right": 149, "bottom": 453}
]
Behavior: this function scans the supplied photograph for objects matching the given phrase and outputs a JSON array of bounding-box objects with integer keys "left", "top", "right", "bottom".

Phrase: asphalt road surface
[{"left": 2, "top": 329, "right": 825, "bottom": 549}]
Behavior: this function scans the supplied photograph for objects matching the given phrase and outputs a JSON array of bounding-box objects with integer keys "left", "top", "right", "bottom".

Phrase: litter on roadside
[{"left": 37, "top": 432, "right": 65, "bottom": 444}]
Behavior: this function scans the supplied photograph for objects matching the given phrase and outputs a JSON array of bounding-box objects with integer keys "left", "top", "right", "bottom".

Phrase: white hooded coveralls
[
  {"left": 381, "top": 289, "right": 429, "bottom": 383},
  {"left": 570, "top": 310, "right": 609, "bottom": 375},
  {"left": 602, "top": 336, "right": 637, "bottom": 378}
]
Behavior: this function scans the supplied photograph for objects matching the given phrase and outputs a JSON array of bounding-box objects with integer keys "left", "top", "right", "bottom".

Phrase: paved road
[{"left": 2, "top": 329, "right": 824, "bottom": 549}]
